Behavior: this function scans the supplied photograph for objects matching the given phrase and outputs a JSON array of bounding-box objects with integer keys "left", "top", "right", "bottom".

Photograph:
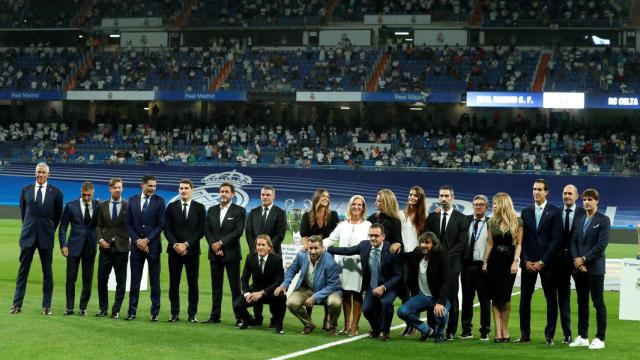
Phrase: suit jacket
[
  {"left": 164, "top": 199, "right": 206, "bottom": 255},
  {"left": 58, "top": 198, "right": 100, "bottom": 257},
  {"left": 95, "top": 198, "right": 129, "bottom": 252},
  {"left": 19, "top": 183, "right": 63, "bottom": 249},
  {"left": 404, "top": 247, "right": 455, "bottom": 306},
  {"left": 561, "top": 206, "right": 586, "bottom": 253},
  {"left": 521, "top": 203, "right": 562, "bottom": 265},
  {"left": 425, "top": 209, "right": 468, "bottom": 273},
  {"left": 570, "top": 212, "right": 610, "bottom": 276},
  {"left": 125, "top": 194, "right": 166, "bottom": 255},
  {"left": 205, "top": 203, "right": 246, "bottom": 262},
  {"left": 245, "top": 204, "right": 286, "bottom": 255},
  {"left": 241, "top": 252, "right": 284, "bottom": 295},
  {"left": 281, "top": 251, "right": 342, "bottom": 303},
  {"left": 328, "top": 240, "right": 402, "bottom": 293},
  {"left": 463, "top": 215, "right": 490, "bottom": 261}
]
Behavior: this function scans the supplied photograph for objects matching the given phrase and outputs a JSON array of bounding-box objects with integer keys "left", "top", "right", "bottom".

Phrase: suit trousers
[
  {"left": 551, "top": 252, "right": 573, "bottom": 338},
  {"left": 446, "top": 275, "right": 460, "bottom": 336},
  {"left": 461, "top": 261, "right": 491, "bottom": 336},
  {"left": 363, "top": 288, "right": 397, "bottom": 334},
  {"left": 210, "top": 260, "right": 242, "bottom": 320},
  {"left": 233, "top": 292, "right": 286, "bottom": 326},
  {"left": 65, "top": 239, "right": 96, "bottom": 310},
  {"left": 128, "top": 250, "right": 161, "bottom": 316},
  {"left": 168, "top": 251, "right": 200, "bottom": 317},
  {"left": 519, "top": 264, "right": 557, "bottom": 339},
  {"left": 13, "top": 239, "right": 53, "bottom": 308},
  {"left": 573, "top": 273, "right": 606, "bottom": 341},
  {"left": 286, "top": 287, "right": 342, "bottom": 328},
  {"left": 97, "top": 246, "right": 128, "bottom": 313}
]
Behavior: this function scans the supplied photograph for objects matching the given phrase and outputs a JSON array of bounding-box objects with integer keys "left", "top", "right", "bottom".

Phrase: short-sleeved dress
[{"left": 486, "top": 218, "right": 522, "bottom": 303}]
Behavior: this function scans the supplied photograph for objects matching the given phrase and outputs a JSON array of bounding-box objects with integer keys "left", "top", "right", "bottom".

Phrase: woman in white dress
[
  {"left": 399, "top": 185, "right": 428, "bottom": 336},
  {"left": 324, "top": 195, "right": 371, "bottom": 336}
]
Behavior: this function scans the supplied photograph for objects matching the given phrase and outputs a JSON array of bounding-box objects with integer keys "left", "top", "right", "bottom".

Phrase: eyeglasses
[
  {"left": 368, "top": 234, "right": 381, "bottom": 238},
  {"left": 473, "top": 203, "right": 486, "bottom": 207}
]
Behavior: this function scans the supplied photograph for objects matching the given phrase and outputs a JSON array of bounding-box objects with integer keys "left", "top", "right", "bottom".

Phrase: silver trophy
[{"left": 285, "top": 199, "right": 311, "bottom": 246}]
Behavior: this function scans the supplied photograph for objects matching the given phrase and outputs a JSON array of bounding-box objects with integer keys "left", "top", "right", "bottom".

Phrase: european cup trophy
[{"left": 285, "top": 199, "right": 312, "bottom": 246}]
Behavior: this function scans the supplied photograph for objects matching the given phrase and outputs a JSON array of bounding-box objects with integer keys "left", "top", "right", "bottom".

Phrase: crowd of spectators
[
  {"left": 333, "top": 0, "right": 474, "bottom": 22},
  {"left": 188, "top": 0, "right": 327, "bottom": 27},
  {"left": 483, "top": 0, "right": 630, "bottom": 27},
  {"left": 0, "top": 45, "right": 80, "bottom": 91},
  {"left": 91, "top": 0, "right": 185, "bottom": 20},
  {"left": 1, "top": 108, "right": 638, "bottom": 176}
]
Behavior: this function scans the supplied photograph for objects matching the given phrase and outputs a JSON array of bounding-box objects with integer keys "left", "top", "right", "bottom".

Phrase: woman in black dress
[
  {"left": 482, "top": 192, "right": 522, "bottom": 343},
  {"left": 367, "top": 189, "right": 402, "bottom": 252},
  {"left": 300, "top": 188, "right": 339, "bottom": 330}
]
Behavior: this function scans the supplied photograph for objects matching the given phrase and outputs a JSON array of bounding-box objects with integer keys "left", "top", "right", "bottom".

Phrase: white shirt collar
[
  {"left": 35, "top": 181, "right": 47, "bottom": 189},
  {"left": 536, "top": 201, "right": 547, "bottom": 210},
  {"left": 564, "top": 203, "right": 576, "bottom": 212}
]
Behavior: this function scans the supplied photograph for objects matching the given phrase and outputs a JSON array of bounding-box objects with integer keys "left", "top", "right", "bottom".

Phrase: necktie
[
  {"left": 259, "top": 257, "right": 265, "bottom": 274},
  {"left": 440, "top": 211, "right": 447, "bottom": 240},
  {"left": 369, "top": 248, "right": 380, "bottom": 289},
  {"left": 535, "top": 206, "right": 542, "bottom": 228},
  {"left": 36, "top": 185, "right": 43, "bottom": 208},
  {"left": 261, "top": 206, "right": 268, "bottom": 229},
  {"left": 469, "top": 218, "right": 480, "bottom": 259},
  {"left": 582, "top": 216, "right": 592, "bottom": 234},
  {"left": 84, "top": 202, "right": 91, "bottom": 225},
  {"left": 564, "top": 208, "right": 572, "bottom": 233},
  {"left": 142, "top": 196, "right": 149, "bottom": 212},
  {"left": 183, "top": 202, "right": 188, "bottom": 220},
  {"left": 111, "top": 202, "right": 118, "bottom": 223}
]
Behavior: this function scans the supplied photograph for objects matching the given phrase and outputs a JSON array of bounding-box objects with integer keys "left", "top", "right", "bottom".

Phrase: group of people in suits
[{"left": 8, "top": 163, "right": 610, "bottom": 349}]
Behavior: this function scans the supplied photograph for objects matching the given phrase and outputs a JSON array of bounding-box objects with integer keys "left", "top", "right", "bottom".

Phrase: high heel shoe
[
  {"left": 338, "top": 328, "right": 349, "bottom": 335},
  {"left": 503, "top": 337, "right": 510, "bottom": 343},
  {"left": 494, "top": 338, "right": 504, "bottom": 343},
  {"left": 348, "top": 326, "right": 359, "bottom": 337}
]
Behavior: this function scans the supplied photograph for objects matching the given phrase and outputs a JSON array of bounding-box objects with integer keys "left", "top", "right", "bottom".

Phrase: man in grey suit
[
  {"left": 95, "top": 178, "right": 129, "bottom": 318},
  {"left": 59, "top": 181, "right": 100, "bottom": 316},
  {"left": 10, "top": 162, "right": 63, "bottom": 315}
]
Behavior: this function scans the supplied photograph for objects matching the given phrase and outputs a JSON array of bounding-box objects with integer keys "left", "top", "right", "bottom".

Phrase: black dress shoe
[
  {"left": 563, "top": 336, "right": 572, "bottom": 344},
  {"left": 111, "top": 312, "right": 120, "bottom": 319},
  {"left": 514, "top": 336, "right": 530, "bottom": 343},
  {"left": 150, "top": 315, "right": 159, "bottom": 322},
  {"left": 42, "top": 307, "right": 52, "bottom": 315},
  {"left": 238, "top": 322, "right": 249, "bottom": 329},
  {"left": 79, "top": 309, "right": 87, "bottom": 316},
  {"left": 445, "top": 333, "right": 454, "bottom": 341},
  {"left": 381, "top": 333, "right": 391, "bottom": 342},
  {"left": 64, "top": 309, "right": 75, "bottom": 316},
  {"left": 96, "top": 310, "right": 107, "bottom": 317},
  {"left": 368, "top": 331, "right": 380, "bottom": 338},
  {"left": 420, "top": 328, "right": 434, "bottom": 342},
  {"left": 203, "top": 317, "right": 220, "bottom": 324},
  {"left": 9, "top": 306, "right": 22, "bottom": 314},
  {"left": 275, "top": 326, "right": 284, "bottom": 335},
  {"left": 434, "top": 335, "right": 446, "bottom": 343},
  {"left": 545, "top": 337, "right": 554, "bottom": 346},
  {"left": 235, "top": 318, "right": 243, "bottom": 327},
  {"left": 125, "top": 314, "right": 136, "bottom": 321},
  {"left": 188, "top": 316, "right": 198, "bottom": 323},
  {"left": 168, "top": 314, "right": 179, "bottom": 322}
]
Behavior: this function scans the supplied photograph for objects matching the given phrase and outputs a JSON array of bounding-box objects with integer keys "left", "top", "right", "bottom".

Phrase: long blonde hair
[
  {"left": 377, "top": 189, "right": 401, "bottom": 220},
  {"left": 345, "top": 195, "right": 367, "bottom": 220},
  {"left": 489, "top": 192, "right": 521, "bottom": 245}
]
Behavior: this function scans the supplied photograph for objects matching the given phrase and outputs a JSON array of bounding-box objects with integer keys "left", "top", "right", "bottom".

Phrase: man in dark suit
[
  {"left": 245, "top": 185, "right": 286, "bottom": 325},
  {"left": 204, "top": 181, "right": 246, "bottom": 325},
  {"left": 569, "top": 188, "right": 609, "bottom": 350},
  {"left": 425, "top": 185, "right": 468, "bottom": 340},
  {"left": 397, "top": 231, "right": 456, "bottom": 343},
  {"left": 554, "top": 184, "right": 586, "bottom": 344},
  {"left": 95, "top": 177, "right": 129, "bottom": 318},
  {"left": 328, "top": 223, "right": 402, "bottom": 342},
  {"left": 10, "top": 162, "right": 63, "bottom": 315},
  {"left": 517, "top": 179, "right": 562, "bottom": 345},
  {"left": 460, "top": 195, "right": 491, "bottom": 340},
  {"left": 234, "top": 234, "right": 286, "bottom": 334},
  {"left": 164, "top": 179, "right": 206, "bottom": 323},
  {"left": 275, "top": 235, "right": 342, "bottom": 335},
  {"left": 58, "top": 181, "right": 100, "bottom": 316},
  {"left": 124, "top": 175, "right": 166, "bottom": 321}
]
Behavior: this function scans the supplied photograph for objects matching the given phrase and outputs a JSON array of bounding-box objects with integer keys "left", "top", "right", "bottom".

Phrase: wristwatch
[
  {"left": 581, "top": 256, "right": 587, "bottom": 262},
  {"left": 539, "top": 260, "right": 545, "bottom": 266}
]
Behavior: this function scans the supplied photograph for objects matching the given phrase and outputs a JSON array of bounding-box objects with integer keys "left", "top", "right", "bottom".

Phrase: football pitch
[{"left": 0, "top": 219, "right": 637, "bottom": 359}]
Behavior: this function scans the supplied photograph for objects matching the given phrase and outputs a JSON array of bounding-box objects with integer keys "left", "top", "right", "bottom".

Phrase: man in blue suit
[
  {"left": 10, "top": 162, "right": 63, "bottom": 315},
  {"left": 569, "top": 188, "right": 609, "bottom": 350},
  {"left": 58, "top": 181, "right": 100, "bottom": 316},
  {"left": 517, "top": 179, "right": 563, "bottom": 345},
  {"left": 274, "top": 235, "right": 342, "bottom": 335},
  {"left": 124, "top": 175, "right": 166, "bottom": 321},
  {"left": 328, "top": 223, "right": 402, "bottom": 342}
]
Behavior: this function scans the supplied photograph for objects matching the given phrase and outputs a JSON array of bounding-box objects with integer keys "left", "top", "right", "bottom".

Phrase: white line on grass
[{"left": 270, "top": 291, "right": 523, "bottom": 360}]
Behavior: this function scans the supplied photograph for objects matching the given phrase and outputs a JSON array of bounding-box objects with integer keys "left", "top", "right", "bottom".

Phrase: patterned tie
[
  {"left": 369, "top": 248, "right": 380, "bottom": 289},
  {"left": 111, "top": 201, "right": 118, "bottom": 223},
  {"left": 84, "top": 202, "right": 91, "bottom": 225},
  {"left": 535, "top": 206, "right": 542, "bottom": 228},
  {"left": 564, "top": 208, "right": 572, "bottom": 234},
  {"left": 36, "top": 185, "right": 43, "bottom": 209},
  {"left": 261, "top": 206, "right": 268, "bottom": 230},
  {"left": 142, "top": 196, "right": 149, "bottom": 212}
]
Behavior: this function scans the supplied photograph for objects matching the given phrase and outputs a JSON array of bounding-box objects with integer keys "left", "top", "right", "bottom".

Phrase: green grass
[{"left": 0, "top": 219, "right": 637, "bottom": 359}]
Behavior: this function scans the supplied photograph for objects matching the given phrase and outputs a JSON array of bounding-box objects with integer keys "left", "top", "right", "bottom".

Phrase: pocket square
[
  {"left": 593, "top": 224, "right": 600, "bottom": 229},
  {"left": 227, "top": 217, "right": 234, "bottom": 220}
]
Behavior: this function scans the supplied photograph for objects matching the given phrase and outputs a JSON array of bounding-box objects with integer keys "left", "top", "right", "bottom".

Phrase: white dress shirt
[{"left": 34, "top": 181, "right": 47, "bottom": 204}]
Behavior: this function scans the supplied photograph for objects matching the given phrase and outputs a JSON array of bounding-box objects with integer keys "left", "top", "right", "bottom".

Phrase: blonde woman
[
  {"left": 324, "top": 195, "right": 371, "bottom": 336},
  {"left": 368, "top": 189, "right": 403, "bottom": 253},
  {"left": 482, "top": 192, "right": 523, "bottom": 343}
]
